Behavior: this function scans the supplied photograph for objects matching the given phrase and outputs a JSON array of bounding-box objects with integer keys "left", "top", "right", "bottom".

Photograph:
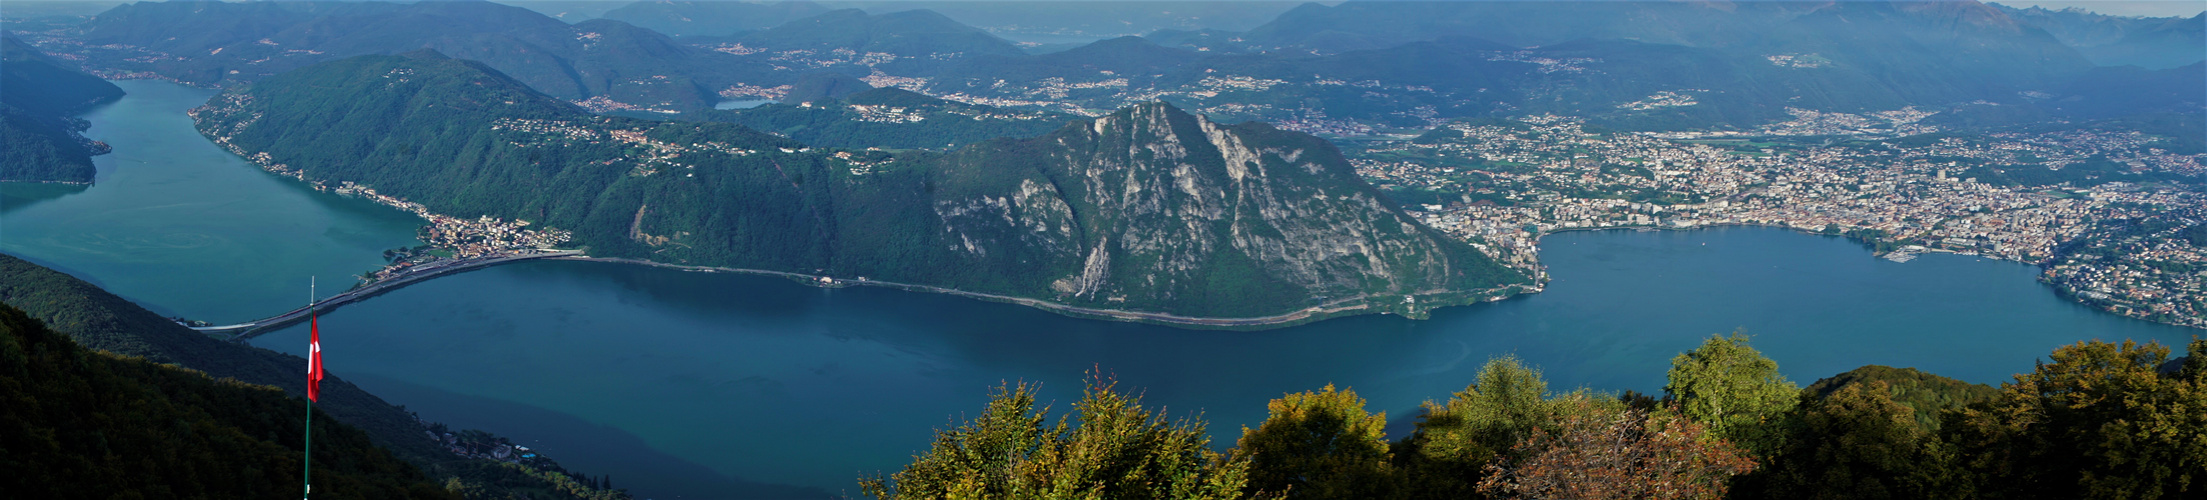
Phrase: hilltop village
[{"left": 1350, "top": 115, "right": 2205, "bottom": 328}]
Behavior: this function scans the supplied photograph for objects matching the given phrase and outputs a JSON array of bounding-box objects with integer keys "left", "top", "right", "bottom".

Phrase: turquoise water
[
  {"left": 0, "top": 80, "right": 423, "bottom": 322},
  {"left": 6, "top": 81, "right": 2199, "bottom": 499}
]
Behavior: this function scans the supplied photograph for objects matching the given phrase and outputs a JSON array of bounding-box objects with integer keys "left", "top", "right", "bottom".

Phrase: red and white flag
[{"left": 307, "top": 316, "right": 324, "bottom": 402}]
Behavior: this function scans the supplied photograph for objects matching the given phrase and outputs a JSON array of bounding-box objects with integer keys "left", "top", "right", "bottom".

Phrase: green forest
[
  {"left": 0, "top": 254, "right": 626, "bottom": 500},
  {"left": 0, "top": 32, "right": 124, "bottom": 183},
  {"left": 196, "top": 51, "right": 1522, "bottom": 319},
  {"left": 864, "top": 333, "right": 2207, "bottom": 499},
  {"left": 0, "top": 302, "right": 453, "bottom": 499}
]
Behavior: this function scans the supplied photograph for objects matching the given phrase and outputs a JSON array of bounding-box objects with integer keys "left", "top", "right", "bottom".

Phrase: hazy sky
[
  {"left": 1989, "top": 1, "right": 2205, "bottom": 17},
  {"left": 10, "top": 0, "right": 2204, "bottom": 20}
]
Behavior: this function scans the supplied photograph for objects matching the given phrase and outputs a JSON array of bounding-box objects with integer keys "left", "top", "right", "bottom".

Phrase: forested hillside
[
  {"left": 64, "top": 0, "right": 783, "bottom": 111},
  {"left": 193, "top": 51, "right": 1523, "bottom": 320},
  {"left": 0, "top": 254, "right": 629, "bottom": 500},
  {"left": 600, "top": 0, "right": 829, "bottom": 37},
  {"left": 0, "top": 302, "right": 455, "bottom": 499},
  {"left": 0, "top": 32, "right": 122, "bottom": 183},
  {"left": 703, "top": 87, "right": 1075, "bottom": 149}
]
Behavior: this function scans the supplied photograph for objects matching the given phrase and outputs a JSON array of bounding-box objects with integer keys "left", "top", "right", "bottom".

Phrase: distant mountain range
[
  {"left": 22, "top": 0, "right": 2198, "bottom": 132},
  {"left": 600, "top": 0, "right": 832, "bottom": 37},
  {"left": 0, "top": 32, "right": 122, "bottom": 184},
  {"left": 1994, "top": 4, "right": 2205, "bottom": 69},
  {"left": 62, "top": 0, "right": 784, "bottom": 111},
  {"left": 192, "top": 51, "right": 1524, "bottom": 320}
]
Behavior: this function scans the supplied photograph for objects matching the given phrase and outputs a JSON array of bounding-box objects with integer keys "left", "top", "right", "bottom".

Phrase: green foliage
[
  {"left": 1941, "top": 339, "right": 2207, "bottom": 499},
  {"left": 1745, "top": 382, "right": 1945, "bottom": 500},
  {"left": 859, "top": 377, "right": 1261, "bottom": 500},
  {"left": 1800, "top": 365, "right": 1999, "bottom": 433},
  {"left": 202, "top": 53, "right": 1521, "bottom": 320},
  {"left": 0, "top": 302, "right": 457, "bottom": 499},
  {"left": 1665, "top": 332, "right": 1799, "bottom": 456},
  {"left": 872, "top": 339, "right": 2207, "bottom": 500},
  {"left": 0, "top": 32, "right": 123, "bottom": 183},
  {"left": 1236, "top": 384, "right": 1392, "bottom": 499},
  {"left": 1396, "top": 357, "right": 1620, "bottom": 498},
  {"left": 0, "top": 254, "right": 627, "bottom": 500}
]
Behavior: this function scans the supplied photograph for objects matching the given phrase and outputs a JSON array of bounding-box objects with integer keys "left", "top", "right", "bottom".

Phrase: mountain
[
  {"left": 0, "top": 253, "right": 629, "bottom": 499},
  {"left": 65, "top": 0, "right": 786, "bottom": 111},
  {"left": 911, "top": 1, "right": 2191, "bottom": 133},
  {"left": 1, "top": 32, "right": 123, "bottom": 184},
  {"left": 930, "top": 35, "right": 1205, "bottom": 98},
  {"left": 192, "top": 51, "right": 1525, "bottom": 321},
  {"left": 704, "top": 87, "right": 1077, "bottom": 149},
  {"left": 721, "top": 8, "right": 1025, "bottom": 75},
  {"left": 1995, "top": 5, "right": 2205, "bottom": 69},
  {"left": 837, "top": 1, "right": 1303, "bottom": 39},
  {"left": 1219, "top": 0, "right": 2094, "bottom": 110},
  {"left": 2046, "top": 61, "right": 2207, "bottom": 119},
  {"left": 0, "top": 301, "right": 457, "bottom": 499},
  {"left": 600, "top": 0, "right": 831, "bottom": 37}
]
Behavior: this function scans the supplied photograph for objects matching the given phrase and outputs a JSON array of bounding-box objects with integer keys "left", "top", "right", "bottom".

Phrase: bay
[{"left": 6, "top": 80, "right": 2199, "bottom": 499}]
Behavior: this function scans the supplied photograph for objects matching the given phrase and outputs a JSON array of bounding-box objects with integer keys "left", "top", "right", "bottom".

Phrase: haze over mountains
[
  {"left": 10, "top": 0, "right": 2191, "bottom": 127},
  {"left": 192, "top": 50, "right": 1521, "bottom": 319},
  {"left": 0, "top": 32, "right": 120, "bottom": 183}
]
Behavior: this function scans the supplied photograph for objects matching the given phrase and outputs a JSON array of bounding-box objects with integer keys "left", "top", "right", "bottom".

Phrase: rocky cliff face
[
  {"left": 924, "top": 102, "right": 1523, "bottom": 317},
  {"left": 192, "top": 52, "right": 1523, "bottom": 323}
]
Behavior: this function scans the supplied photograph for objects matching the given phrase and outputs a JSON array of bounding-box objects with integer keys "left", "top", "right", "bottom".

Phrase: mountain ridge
[{"left": 191, "top": 51, "right": 1527, "bottom": 322}]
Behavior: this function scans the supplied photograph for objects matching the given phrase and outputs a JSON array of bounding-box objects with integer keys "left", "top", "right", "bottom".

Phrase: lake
[
  {"left": 714, "top": 99, "right": 777, "bottom": 110},
  {"left": 7, "top": 81, "right": 2199, "bottom": 499}
]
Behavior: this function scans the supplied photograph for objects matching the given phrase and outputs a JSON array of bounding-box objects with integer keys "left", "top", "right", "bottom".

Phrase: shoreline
[
  {"left": 552, "top": 255, "right": 1539, "bottom": 330},
  {"left": 194, "top": 222, "right": 2204, "bottom": 337},
  {"left": 197, "top": 250, "right": 584, "bottom": 339}
]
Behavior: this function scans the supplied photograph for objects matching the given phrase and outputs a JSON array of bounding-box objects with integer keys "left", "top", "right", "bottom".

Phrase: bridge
[{"left": 193, "top": 249, "right": 584, "bottom": 340}]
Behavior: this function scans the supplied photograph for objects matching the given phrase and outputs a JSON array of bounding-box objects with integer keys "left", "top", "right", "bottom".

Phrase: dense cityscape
[{"left": 1349, "top": 115, "right": 2206, "bottom": 328}]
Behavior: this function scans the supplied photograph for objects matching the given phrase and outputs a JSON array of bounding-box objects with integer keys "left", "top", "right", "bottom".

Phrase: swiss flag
[{"left": 307, "top": 316, "right": 324, "bottom": 402}]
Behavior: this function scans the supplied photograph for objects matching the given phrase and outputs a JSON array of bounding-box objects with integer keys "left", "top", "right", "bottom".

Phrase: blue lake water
[
  {"left": 5, "top": 81, "right": 2199, "bottom": 499},
  {"left": 713, "top": 99, "right": 777, "bottom": 110}
]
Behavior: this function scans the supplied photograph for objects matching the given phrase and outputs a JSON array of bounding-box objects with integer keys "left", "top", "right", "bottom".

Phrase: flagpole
[{"left": 303, "top": 277, "right": 315, "bottom": 500}]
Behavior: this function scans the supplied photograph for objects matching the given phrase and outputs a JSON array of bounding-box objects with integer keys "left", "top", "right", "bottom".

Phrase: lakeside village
[
  {"left": 196, "top": 89, "right": 2204, "bottom": 328},
  {"left": 1348, "top": 114, "right": 2207, "bottom": 329},
  {"left": 194, "top": 105, "right": 575, "bottom": 290}
]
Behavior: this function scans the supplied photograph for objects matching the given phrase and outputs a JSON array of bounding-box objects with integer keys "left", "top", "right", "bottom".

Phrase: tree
[
  {"left": 1748, "top": 381, "right": 1943, "bottom": 499},
  {"left": 1665, "top": 332, "right": 1799, "bottom": 456},
  {"left": 860, "top": 376, "right": 1265, "bottom": 500},
  {"left": 1236, "top": 384, "right": 1393, "bottom": 499},
  {"left": 1942, "top": 339, "right": 2207, "bottom": 499},
  {"left": 1396, "top": 356, "right": 1616, "bottom": 498},
  {"left": 1477, "top": 401, "right": 1756, "bottom": 500}
]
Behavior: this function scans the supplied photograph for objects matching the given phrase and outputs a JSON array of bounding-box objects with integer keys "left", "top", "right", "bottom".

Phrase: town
[{"left": 1349, "top": 115, "right": 2206, "bottom": 328}]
